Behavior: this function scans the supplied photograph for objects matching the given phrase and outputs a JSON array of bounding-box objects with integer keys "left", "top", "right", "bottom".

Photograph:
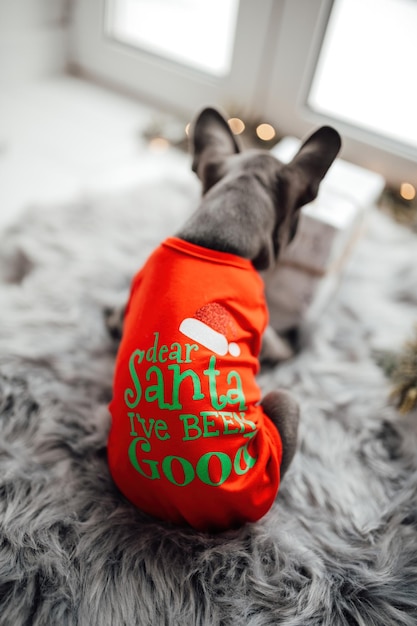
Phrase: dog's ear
[
  {"left": 191, "top": 107, "right": 241, "bottom": 193},
  {"left": 284, "top": 126, "right": 341, "bottom": 209},
  {"left": 275, "top": 126, "right": 341, "bottom": 252}
]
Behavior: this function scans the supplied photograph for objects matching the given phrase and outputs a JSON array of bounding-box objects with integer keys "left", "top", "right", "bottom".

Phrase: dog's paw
[{"left": 103, "top": 306, "right": 125, "bottom": 342}]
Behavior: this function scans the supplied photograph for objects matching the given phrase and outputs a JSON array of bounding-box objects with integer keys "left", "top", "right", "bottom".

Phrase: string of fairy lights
[
  {"left": 143, "top": 113, "right": 417, "bottom": 227},
  {"left": 198, "top": 116, "right": 277, "bottom": 143},
  {"left": 144, "top": 113, "right": 280, "bottom": 153}
]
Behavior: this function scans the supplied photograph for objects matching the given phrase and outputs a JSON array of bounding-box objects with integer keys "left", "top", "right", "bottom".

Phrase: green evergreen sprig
[{"left": 375, "top": 327, "right": 417, "bottom": 414}]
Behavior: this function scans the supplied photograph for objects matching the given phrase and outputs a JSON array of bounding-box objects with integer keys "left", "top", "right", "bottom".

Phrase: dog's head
[{"left": 190, "top": 107, "right": 341, "bottom": 270}]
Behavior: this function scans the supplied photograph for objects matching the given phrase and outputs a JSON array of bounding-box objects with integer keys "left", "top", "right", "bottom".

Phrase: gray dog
[{"left": 107, "top": 108, "right": 341, "bottom": 532}]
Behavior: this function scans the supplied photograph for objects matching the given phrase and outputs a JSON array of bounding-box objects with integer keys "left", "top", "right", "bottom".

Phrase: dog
[{"left": 107, "top": 108, "right": 341, "bottom": 532}]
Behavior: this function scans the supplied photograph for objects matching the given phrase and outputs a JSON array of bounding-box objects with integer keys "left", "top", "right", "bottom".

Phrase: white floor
[{"left": 0, "top": 74, "right": 192, "bottom": 233}]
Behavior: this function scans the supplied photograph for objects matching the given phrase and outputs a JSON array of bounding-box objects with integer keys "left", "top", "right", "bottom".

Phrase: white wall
[{"left": 0, "top": 0, "right": 70, "bottom": 86}]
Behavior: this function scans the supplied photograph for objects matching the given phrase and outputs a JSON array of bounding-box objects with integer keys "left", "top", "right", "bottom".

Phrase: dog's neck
[{"left": 176, "top": 176, "right": 276, "bottom": 270}]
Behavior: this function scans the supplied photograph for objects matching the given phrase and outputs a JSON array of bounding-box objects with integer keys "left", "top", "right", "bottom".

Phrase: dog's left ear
[
  {"left": 191, "top": 107, "right": 241, "bottom": 193},
  {"left": 283, "top": 126, "right": 341, "bottom": 209}
]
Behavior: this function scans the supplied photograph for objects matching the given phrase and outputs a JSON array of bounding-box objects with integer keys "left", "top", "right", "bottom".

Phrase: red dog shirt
[{"left": 108, "top": 237, "right": 282, "bottom": 532}]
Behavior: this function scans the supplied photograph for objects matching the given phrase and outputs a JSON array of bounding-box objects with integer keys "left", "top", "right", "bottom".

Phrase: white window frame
[
  {"left": 69, "top": 0, "right": 278, "bottom": 116},
  {"left": 263, "top": 0, "right": 417, "bottom": 186},
  {"left": 69, "top": 0, "right": 417, "bottom": 187}
]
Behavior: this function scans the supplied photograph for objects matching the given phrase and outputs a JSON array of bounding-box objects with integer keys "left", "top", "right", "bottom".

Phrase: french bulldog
[{"left": 107, "top": 107, "right": 341, "bottom": 532}]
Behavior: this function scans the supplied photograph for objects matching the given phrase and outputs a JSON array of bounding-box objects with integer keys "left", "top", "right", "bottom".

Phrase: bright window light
[
  {"left": 106, "top": 0, "right": 240, "bottom": 77},
  {"left": 308, "top": 0, "right": 417, "bottom": 154}
]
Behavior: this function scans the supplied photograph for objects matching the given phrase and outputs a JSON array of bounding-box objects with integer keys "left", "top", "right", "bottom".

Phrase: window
[
  {"left": 70, "top": 0, "right": 275, "bottom": 115},
  {"left": 262, "top": 0, "right": 417, "bottom": 186},
  {"left": 106, "top": 0, "right": 239, "bottom": 77},
  {"left": 70, "top": 0, "right": 417, "bottom": 186},
  {"left": 308, "top": 0, "right": 417, "bottom": 157}
]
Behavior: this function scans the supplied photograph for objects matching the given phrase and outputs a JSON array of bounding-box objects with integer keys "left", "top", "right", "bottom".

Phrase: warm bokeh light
[
  {"left": 228, "top": 117, "right": 245, "bottom": 135},
  {"left": 148, "top": 137, "right": 170, "bottom": 152},
  {"left": 256, "top": 123, "right": 276, "bottom": 141},
  {"left": 400, "top": 182, "right": 416, "bottom": 201}
]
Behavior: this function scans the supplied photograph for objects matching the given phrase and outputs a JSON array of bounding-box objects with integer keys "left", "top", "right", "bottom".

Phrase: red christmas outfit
[{"left": 108, "top": 237, "right": 282, "bottom": 532}]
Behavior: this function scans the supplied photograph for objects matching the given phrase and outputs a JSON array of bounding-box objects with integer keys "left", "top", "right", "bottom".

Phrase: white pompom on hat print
[{"left": 179, "top": 302, "right": 241, "bottom": 357}]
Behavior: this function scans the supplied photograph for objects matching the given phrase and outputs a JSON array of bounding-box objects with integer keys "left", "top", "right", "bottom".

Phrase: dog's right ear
[{"left": 191, "top": 107, "right": 241, "bottom": 193}]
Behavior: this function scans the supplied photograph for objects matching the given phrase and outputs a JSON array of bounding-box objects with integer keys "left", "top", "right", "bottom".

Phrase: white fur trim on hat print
[{"left": 179, "top": 302, "right": 241, "bottom": 357}]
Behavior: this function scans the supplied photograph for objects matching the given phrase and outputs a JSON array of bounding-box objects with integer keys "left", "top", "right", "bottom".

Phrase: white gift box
[{"left": 264, "top": 137, "right": 385, "bottom": 332}]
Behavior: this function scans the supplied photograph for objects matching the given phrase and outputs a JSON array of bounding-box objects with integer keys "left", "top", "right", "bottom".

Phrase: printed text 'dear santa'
[{"left": 124, "top": 354, "right": 247, "bottom": 412}]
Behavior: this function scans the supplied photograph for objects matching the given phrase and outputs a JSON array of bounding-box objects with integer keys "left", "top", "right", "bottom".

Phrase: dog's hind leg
[{"left": 261, "top": 390, "right": 299, "bottom": 479}]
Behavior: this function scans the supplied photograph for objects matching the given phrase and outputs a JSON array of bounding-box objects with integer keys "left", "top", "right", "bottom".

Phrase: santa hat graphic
[{"left": 179, "top": 302, "right": 240, "bottom": 357}]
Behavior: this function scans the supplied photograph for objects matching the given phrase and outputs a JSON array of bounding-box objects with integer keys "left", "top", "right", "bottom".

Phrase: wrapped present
[{"left": 264, "top": 137, "right": 385, "bottom": 332}]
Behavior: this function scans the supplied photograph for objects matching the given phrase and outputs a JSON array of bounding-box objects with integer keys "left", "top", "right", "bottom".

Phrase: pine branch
[{"left": 387, "top": 327, "right": 417, "bottom": 414}]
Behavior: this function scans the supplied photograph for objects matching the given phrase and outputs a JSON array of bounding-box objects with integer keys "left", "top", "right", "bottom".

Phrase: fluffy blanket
[{"left": 1, "top": 166, "right": 417, "bottom": 626}]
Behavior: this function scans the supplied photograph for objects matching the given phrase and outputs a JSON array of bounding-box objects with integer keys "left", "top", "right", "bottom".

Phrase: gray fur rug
[{"left": 1, "top": 167, "right": 417, "bottom": 626}]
